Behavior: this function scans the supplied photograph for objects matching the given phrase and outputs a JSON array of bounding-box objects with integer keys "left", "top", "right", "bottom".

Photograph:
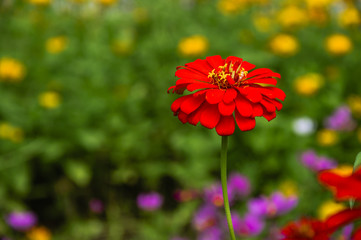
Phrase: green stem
[{"left": 221, "top": 136, "right": 236, "bottom": 240}]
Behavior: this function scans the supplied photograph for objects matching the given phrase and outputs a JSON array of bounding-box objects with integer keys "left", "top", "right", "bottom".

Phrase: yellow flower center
[{"left": 208, "top": 63, "right": 248, "bottom": 89}]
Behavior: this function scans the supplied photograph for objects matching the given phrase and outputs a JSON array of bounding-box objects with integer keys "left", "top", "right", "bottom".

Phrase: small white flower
[{"left": 292, "top": 117, "right": 316, "bottom": 136}]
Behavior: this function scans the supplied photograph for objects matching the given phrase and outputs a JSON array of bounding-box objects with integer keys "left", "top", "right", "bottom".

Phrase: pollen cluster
[{"left": 208, "top": 62, "right": 248, "bottom": 89}]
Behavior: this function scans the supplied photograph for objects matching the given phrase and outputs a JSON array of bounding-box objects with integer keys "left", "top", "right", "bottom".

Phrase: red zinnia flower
[
  {"left": 281, "top": 218, "right": 330, "bottom": 240},
  {"left": 168, "top": 55, "right": 285, "bottom": 136},
  {"left": 318, "top": 167, "right": 361, "bottom": 201}
]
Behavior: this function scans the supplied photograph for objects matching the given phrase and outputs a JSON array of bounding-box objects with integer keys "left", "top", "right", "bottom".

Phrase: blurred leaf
[{"left": 64, "top": 160, "right": 91, "bottom": 187}]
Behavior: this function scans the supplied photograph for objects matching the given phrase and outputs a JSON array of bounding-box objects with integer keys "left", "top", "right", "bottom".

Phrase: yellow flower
[
  {"left": 325, "top": 34, "right": 352, "bottom": 56},
  {"left": 27, "top": 226, "right": 51, "bottom": 240},
  {"left": 46, "top": 36, "right": 67, "bottom": 54},
  {"left": 305, "top": 0, "right": 335, "bottom": 8},
  {"left": 253, "top": 16, "right": 272, "bottom": 33},
  {"left": 294, "top": 73, "right": 324, "bottom": 96},
  {"left": 0, "top": 123, "right": 24, "bottom": 143},
  {"left": 39, "top": 91, "right": 61, "bottom": 109},
  {"left": 318, "top": 200, "right": 345, "bottom": 220},
  {"left": 277, "top": 5, "right": 308, "bottom": 28},
  {"left": 279, "top": 180, "right": 298, "bottom": 197},
  {"left": 0, "top": 57, "right": 26, "bottom": 82},
  {"left": 178, "top": 35, "right": 209, "bottom": 57},
  {"left": 308, "top": 7, "right": 328, "bottom": 25},
  {"left": 28, "top": 0, "right": 51, "bottom": 5},
  {"left": 330, "top": 165, "right": 354, "bottom": 177},
  {"left": 317, "top": 129, "right": 338, "bottom": 146},
  {"left": 269, "top": 34, "right": 299, "bottom": 56},
  {"left": 218, "top": 0, "right": 248, "bottom": 15},
  {"left": 97, "top": 0, "right": 116, "bottom": 6},
  {"left": 339, "top": 7, "right": 361, "bottom": 27},
  {"left": 112, "top": 40, "right": 133, "bottom": 55},
  {"left": 348, "top": 95, "right": 361, "bottom": 118}
]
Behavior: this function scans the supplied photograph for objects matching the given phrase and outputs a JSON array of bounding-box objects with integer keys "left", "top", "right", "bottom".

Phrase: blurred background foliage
[{"left": 0, "top": 0, "right": 361, "bottom": 239}]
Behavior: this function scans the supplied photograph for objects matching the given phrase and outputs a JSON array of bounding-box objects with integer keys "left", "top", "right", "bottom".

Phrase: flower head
[
  {"left": 168, "top": 55, "right": 285, "bottom": 136},
  {"left": 237, "top": 213, "right": 264, "bottom": 237},
  {"left": 38, "top": 91, "right": 61, "bottom": 109},
  {"left": 228, "top": 173, "right": 250, "bottom": 199},
  {"left": 46, "top": 36, "right": 67, "bottom": 54},
  {"left": 325, "top": 34, "right": 352, "bottom": 56},
  {"left": 136, "top": 192, "right": 163, "bottom": 211},
  {"left": 338, "top": 7, "right": 361, "bottom": 27},
  {"left": 5, "top": 211, "right": 37, "bottom": 231},
  {"left": 318, "top": 200, "right": 346, "bottom": 220},
  {"left": 292, "top": 117, "right": 316, "bottom": 136},
  {"left": 192, "top": 204, "right": 218, "bottom": 231},
  {"left": 270, "top": 34, "right": 299, "bottom": 56},
  {"left": 0, "top": 57, "right": 26, "bottom": 82},
  {"left": 27, "top": 226, "right": 51, "bottom": 240},
  {"left": 178, "top": 35, "right": 209, "bottom": 57},
  {"left": 317, "top": 129, "right": 338, "bottom": 146},
  {"left": 277, "top": 5, "right": 308, "bottom": 28},
  {"left": 28, "top": 0, "right": 51, "bottom": 5},
  {"left": 89, "top": 199, "right": 104, "bottom": 213},
  {"left": 300, "top": 150, "right": 337, "bottom": 172},
  {"left": 324, "top": 106, "right": 356, "bottom": 131},
  {"left": 293, "top": 73, "right": 324, "bottom": 96},
  {"left": 281, "top": 218, "right": 330, "bottom": 240}
]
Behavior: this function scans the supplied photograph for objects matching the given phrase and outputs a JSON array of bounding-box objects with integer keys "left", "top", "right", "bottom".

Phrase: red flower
[
  {"left": 281, "top": 218, "right": 330, "bottom": 240},
  {"left": 318, "top": 167, "right": 361, "bottom": 201},
  {"left": 168, "top": 55, "right": 285, "bottom": 136}
]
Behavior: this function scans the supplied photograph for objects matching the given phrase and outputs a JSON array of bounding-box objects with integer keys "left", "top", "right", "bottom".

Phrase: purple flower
[
  {"left": 325, "top": 106, "right": 356, "bottom": 131},
  {"left": 197, "top": 226, "right": 223, "bottom": 240},
  {"left": 236, "top": 214, "right": 264, "bottom": 237},
  {"left": 204, "top": 183, "right": 225, "bottom": 207},
  {"left": 228, "top": 173, "right": 251, "bottom": 199},
  {"left": 89, "top": 199, "right": 104, "bottom": 214},
  {"left": 300, "top": 150, "right": 337, "bottom": 172},
  {"left": 5, "top": 211, "right": 37, "bottom": 231},
  {"left": 192, "top": 205, "right": 218, "bottom": 231},
  {"left": 332, "top": 224, "right": 353, "bottom": 240},
  {"left": 248, "top": 192, "right": 297, "bottom": 218},
  {"left": 137, "top": 192, "right": 163, "bottom": 211}
]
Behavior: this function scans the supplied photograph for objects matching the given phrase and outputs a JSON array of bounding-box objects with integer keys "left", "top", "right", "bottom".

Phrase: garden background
[{"left": 1, "top": 0, "right": 361, "bottom": 239}]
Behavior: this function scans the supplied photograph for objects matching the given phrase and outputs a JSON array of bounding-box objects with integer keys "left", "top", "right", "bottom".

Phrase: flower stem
[{"left": 221, "top": 135, "right": 236, "bottom": 240}]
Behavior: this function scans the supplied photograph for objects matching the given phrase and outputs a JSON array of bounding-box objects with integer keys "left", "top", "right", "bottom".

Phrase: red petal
[
  {"left": 200, "top": 104, "right": 221, "bottom": 129},
  {"left": 235, "top": 110, "right": 256, "bottom": 131},
  {"left": 245, "top": 88, "right": 263, "bottom": 102},
  {"left": 353, "top": 227, "right": 361, "bottom": 240},
  {"left": 176, "top": 78, "right": 208, "bottom": 85},
  {"left": 216, "top": 115, "right": 235, "bottom": 136},
  {"left": 251, "top": 103, "right": 263, "bottom": 117},
  {"left": 248, "top": 72, "right": 281, "bottom": 80},
  {"left": 168, "top": 86, "right": 176, "bottom": 93},
  {"left": 235, "top": 95, "right": 253, "bottom": 117},
  {"left": 225, "top": 56, "right": 242, "bottom": 63},
  {"left": 326, "top": 209, "right": 361, "bottom": 232},
  {"left": 218, "top": 101, "right": 235, "bottom": 116},
  {"left": 175, "top": 68, "right": 209, "bottom": 82},
  {"left": 244, "top": 77, "right": 277, "bottom": 86},
  {"left": 206, "top": 55, "right": 224, "bottom": 69},
  {"left": 171, "top": 95, "right": 191, "bottom": 112},
  {"left": 247, "top": 68, "right": 279, "bottom": 78},
  {"left": 260, "top": 99, "right": 276, "bottom": 112},
  {"left": 223, "top": 88, "right": 238, "bottom": 104},
  {"left": 240, "top": 61, "right": 256, "bottom": 71},
  {"left": 178, "top": 111, "right": 188, "bottom": 124},
  {"left": 187, "top": 83, "right": 217, "bottom": 92},
  {"left": 188, "top": 103, "right": 208, "bottom": 126},
  {"left": 266, "top": 98, "right": 283, "bottom": 111},
  {"left": 184, "top": 58, "right": 213, "bottom": 75},
  {"left": 206, "top": 89, "right": 226, "bottom": 104},
  {"left": 180, "top": 94, "right": 206, "bottom": 114},
  {"left": 262, "top": 110, "right": 276, "bottom": 121},
  {"left": 264, "top": 87, "right": 286, "bottom": 101}
]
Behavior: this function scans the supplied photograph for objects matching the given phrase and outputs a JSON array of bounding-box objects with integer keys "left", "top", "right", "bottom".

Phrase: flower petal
[
  {"left": 218, "top": 101, "right": 235, "bottom": 116},
  {"left": 325, "top": 209, "right": 361, "bottom": 232},
  {"left": 171, "top": 95, "right": 191, "bottom": 112},
  {"left": 223, "top": 88, "right": 238, "bottom": 104},
  {"left": 180, "top": 93, "right": 206, "bottom": 114},
  {"left": 260, "top": 99, "right": 276, "bottom": 112},
  {"left": 240, "top": 61, "right": 256, "bottom": 71},
  {"left": 216, "top": 115, "right": 235, "bottom": 136},
  {"left": 244, "top": 77, "right": 277, "bottom": 86},
  {"left": 200, "top": 104, "right": 221, "bottom": 129},
  {"left": 266, "top": 98, "right": 283, "bottom": 111},
  {"left": 178, "top": 111, "right": 188, "bottom": 124},
  {"left": 187, "top": 83, "right": 218, "bottom": 92},
  {"left": 235, "top": 95, "right": 253, "bottom": 117},
  {"left": 206, "top": 89, "right": 225, "bottom": 104},
  {"left": 184, "top": 58, "right": 213, "bottom": 75},
  {"left": 245, "top": 88, "right": 263, "bottom": 103},
  {"left": 188, "top": 103, "right": 208, "bottom": 126},
  {"left": 235, "top": 110, "right": 256, "bottom": 131},
  {"left": 206, "top": 55, "right": 224, "bottom": 69},
  {"left": 247, "top": 68, "right": 280, "bottom": 79},
  {"left": 262, "top": 110, "right": 276, "bottom": 121},
  {"left": 175, "top": 68, "right": 209, "bottom": 82},
  {"left": 250, "top": 103, "right": 263, "bottom": 117}
]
